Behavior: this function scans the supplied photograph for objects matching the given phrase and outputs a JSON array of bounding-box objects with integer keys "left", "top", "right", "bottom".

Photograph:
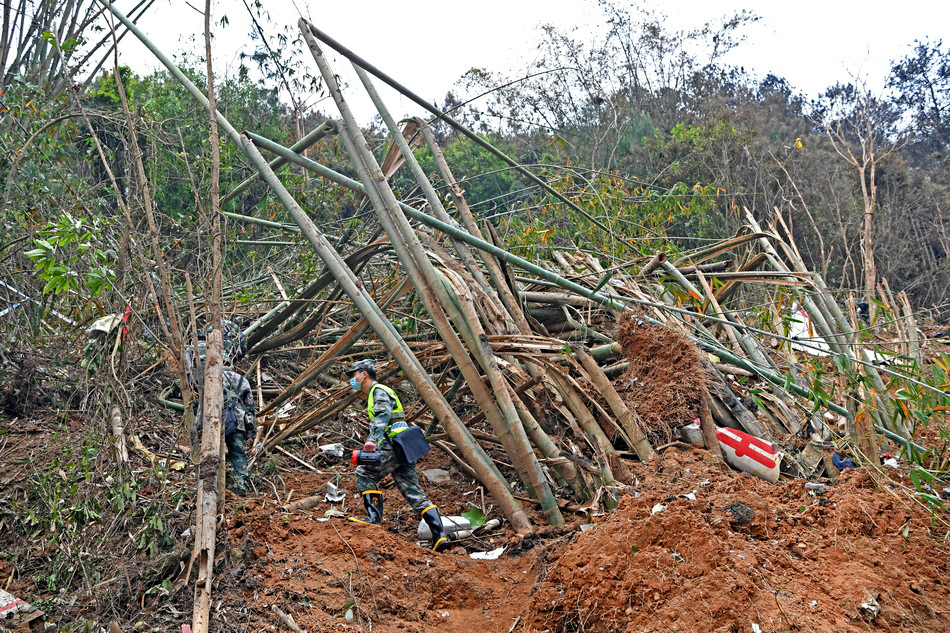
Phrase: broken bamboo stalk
[
  {"left": 575, "top": 346, "right": 654, "bottom": 461},
  {"left": 261, "top": 278, "right": 409, "bottom": 415},
  {"left": 302, "top": 27, "right": 540, "bottom": 529},
  {"left": 328, "top": 52, "right": 564, "bottom": 525},
  {"left": 236, "top": 133, "right": 929, "bottom": 449},
  {"left": 699, "top": 396, "right": 724, "bottom": 459},
  {"left": 97, "top": 0, "right": 530, "bottom": 532},
  {"left": 416, "top": 117, "right": 535, "bottom": 336},
  {"left": 638, "top": 252, "right": 666, "bottom": 277},
  {"left": 109, "top": 403, "right": 129, "bottom": 465},
  {"left": 271, "top": 605, "right": 306, "bottom": 633}
]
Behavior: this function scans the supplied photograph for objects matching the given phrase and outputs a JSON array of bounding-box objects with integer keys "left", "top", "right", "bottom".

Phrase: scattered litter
[
  {"left": 788, "top": 309, "right": 831, "bottom": 357},
  {"left": 470, "top": 547, "right": 506, "bottom": 560},
  {"left": 832, "top": 453, "right": 856, "bottom": 470},
  {"left": 579, "top": 523, "right": 596, "bottom": 532},
  {"left": 883, "top": 457, "right": 899, "bottom": 468},
  {"left": 679, "top": 492, "right": 697, "bottom": 501},
  {"left": 809, "top": 600, "right": 818, "bottom": 607},
  {"left": 678, "top": 419, "right": 703, "bottom": 444},
  {"left": 651, "top": 503, "right": 666, "bottom": 515},
  {"left": 0, "top": 588, "right": 44, "bottom": 628},
  {"left": 324, "top": 508, "right": 346, "bottom": 518},
  {"left": 751, "top": 623, "right": 762, "bottom": 633},
  {"left": 324, "top": 481, "right": 346, "bottom": 503},
  {"left": 319, "top": 443, "right": 345, "bottom": 458},
  {"left": 805, "top": 482, "right": 827, "bottom": 496},
  {"left": 181, "top": 525, "right": 196, "bottom": 538},
  {"left": 418, "top": 515, "right": 471, "bottom": 542},
  {"left": 423, "top": 468, "right": 452, "bottom": 484},
  {"left": 275, "top": 402, "right": 295, "bottom": 419},
  {"left": 859, "top": 594, "right": 881, "bottom": 621}
]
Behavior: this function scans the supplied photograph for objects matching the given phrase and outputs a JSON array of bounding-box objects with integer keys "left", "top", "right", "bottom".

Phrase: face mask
[{"left": 349, "top": 376, "right": 361, "bottom": 392}]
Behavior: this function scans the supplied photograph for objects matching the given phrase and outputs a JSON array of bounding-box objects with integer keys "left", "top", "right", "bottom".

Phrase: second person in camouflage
[{"left": 222, "top": 369, "right": 256, "bottom": 496}]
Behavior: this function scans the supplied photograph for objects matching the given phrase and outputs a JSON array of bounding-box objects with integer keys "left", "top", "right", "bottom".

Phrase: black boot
[
  {"left": 350, "top": 490, "right": 383, "bottom": 525},
  {"left": 421, "top": 505, "right": 449, "bottom": 552}
]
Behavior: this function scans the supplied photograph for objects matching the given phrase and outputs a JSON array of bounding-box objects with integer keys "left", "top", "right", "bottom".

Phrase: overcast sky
[{"left": 110, "top": 0, "right": 950, "bottom": 124}]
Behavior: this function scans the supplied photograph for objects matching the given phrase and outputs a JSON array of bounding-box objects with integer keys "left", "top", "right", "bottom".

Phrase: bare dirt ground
[
  {"left": 209, "top": 445, "right": 950, "bottom": 633},
  {"left": 4, "top": 414, "right": 950, "bottom": 632}
]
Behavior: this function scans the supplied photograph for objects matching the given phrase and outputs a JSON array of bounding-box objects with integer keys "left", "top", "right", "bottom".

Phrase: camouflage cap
[{"left": 346, "top": 359, "right": 376, "bottom": 376}]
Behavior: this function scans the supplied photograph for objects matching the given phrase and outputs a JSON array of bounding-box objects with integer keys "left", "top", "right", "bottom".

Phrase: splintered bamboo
[
  {"left": 246, "top": 242, "right": 386, "bottom": 348},
  {"left": 241, "top": 136, "right": 885, "bottom": 444},
  {"left": 97, "top": 0, "right": 530, "bottom": 533},
  {"left": 348, "top": 74, "right": 490, "bottom": 301},
  {"left": 575, "top": 346, "right": 654, "bottom": 461},
  {"left": 261, "top": 279, "right": 409, "bottom": 415},
  {"left": 306, "top": 28, "right": 561, "bottom": 526},
  {"left": 302, "top": 22, "right": 620, "bottom": 239},
  {"left": 415, "top": 118, "right": 534, "bottom": 336}
]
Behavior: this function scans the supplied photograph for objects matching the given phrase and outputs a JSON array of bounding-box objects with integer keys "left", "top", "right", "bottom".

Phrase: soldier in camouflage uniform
[
  {"left": 345, "top": 359, "right": 449, "bottom": 551},
  {"left": 221, "top": 369, "right": 256, "bottom": 496},
  {"left": 185, "top": 320, "right": 255, "bottom": 496}
]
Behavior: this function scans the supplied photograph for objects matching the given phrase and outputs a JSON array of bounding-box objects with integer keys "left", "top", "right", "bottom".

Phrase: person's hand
[{"left": 363, "top": 441, "right": 377, "bottom": 453}]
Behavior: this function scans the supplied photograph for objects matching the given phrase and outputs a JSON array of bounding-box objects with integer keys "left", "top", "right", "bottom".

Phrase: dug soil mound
[
  {"left": 526, "top": 447, "right": 950, "bottom": 633},
  {"left": 614, "top": 313, "right": 710, "bottom": 440},
  {"left": 6, "top": 411, "right": 950, "bottom": 633}
]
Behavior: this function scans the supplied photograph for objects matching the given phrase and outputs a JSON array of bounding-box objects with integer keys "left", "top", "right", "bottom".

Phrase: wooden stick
[
  {"left": 110, "top": 403, "right": 129, "bottom": 465},
  {"left": 283, "top": 494, "right": 323, "bottom": 512},
  {"left": 699, "top": 396, "right": 724, "bottom": 459},
  {"left": 274, "top": 445, "right": 320, "bottom": 473},
  {"left": 271, "top": 605, "right": 306, "bottom": 633},
  {"left": 434, "top": 440, "right": 479, "bottom": 481}
]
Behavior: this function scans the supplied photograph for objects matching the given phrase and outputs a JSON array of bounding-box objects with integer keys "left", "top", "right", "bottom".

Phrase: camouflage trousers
[
  {"left": 225, "top": 430, "right": 249, "bottom": 491},
  {"left": 355, "top": 442, "right": 430, "bottom": 512}
]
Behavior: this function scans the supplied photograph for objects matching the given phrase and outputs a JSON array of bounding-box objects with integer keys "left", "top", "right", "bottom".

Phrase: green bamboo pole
[
  {"left": 349, "top": 61, "right": 564, "bottom": 523},
  {"left": 223, "top": 212, "right": 299, "bottom": 232},
  {"left": 299, "top": 21, "right": 622, "bottom": 241},
  {"left": 351, "top": 65, "right": 492, "bottom": 299},
  {"left": 221, "top": 120, "right": 335, "bottom": 205},
  {"left": 415, "top": 118, "right": 534, "bottom": 335},
  {"left": 238, "top": 133, "right": 944, "bottom": 392},
  {"left": 239, "top": 131, "right": 946, "bottom": 453}
]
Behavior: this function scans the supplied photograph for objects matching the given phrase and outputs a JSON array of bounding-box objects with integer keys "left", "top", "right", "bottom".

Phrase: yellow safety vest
[{"left": 367, "top": 383, "right": 407, "bottom": 438}]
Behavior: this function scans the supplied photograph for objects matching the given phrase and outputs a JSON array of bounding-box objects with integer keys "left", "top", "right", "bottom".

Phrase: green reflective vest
[{"left": 367, "top": 383, "right": 406, "bottom": 437}]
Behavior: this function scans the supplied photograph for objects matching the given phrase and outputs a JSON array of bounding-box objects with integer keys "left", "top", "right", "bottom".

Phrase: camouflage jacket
[{"left": 222, "top": 370, "right": 256, "bottom": 439}]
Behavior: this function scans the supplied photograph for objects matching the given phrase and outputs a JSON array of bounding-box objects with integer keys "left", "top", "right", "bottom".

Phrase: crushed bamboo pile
[{"left": 101, "top": 0, "right": 933, "bottom": 539}]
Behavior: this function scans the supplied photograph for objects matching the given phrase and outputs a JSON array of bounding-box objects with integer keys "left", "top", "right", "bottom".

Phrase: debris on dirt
[
  {"left": 526, "top": 448, "right": 950, "bottom": 633},
  {"left": 724, "top": 501, "right": 754, "bottom": 525}
]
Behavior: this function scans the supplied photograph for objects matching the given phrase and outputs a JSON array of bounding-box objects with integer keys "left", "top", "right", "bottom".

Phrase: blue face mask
[{"left": 349, "top": 376, "right": 361, "bottom": 392}]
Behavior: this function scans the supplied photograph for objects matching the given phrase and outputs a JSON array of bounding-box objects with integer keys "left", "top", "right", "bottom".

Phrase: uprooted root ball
[{"left": 614, "top": 312, "right": 710, "bottom": 442}]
